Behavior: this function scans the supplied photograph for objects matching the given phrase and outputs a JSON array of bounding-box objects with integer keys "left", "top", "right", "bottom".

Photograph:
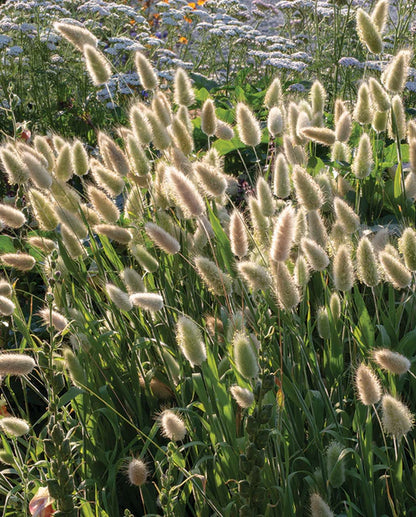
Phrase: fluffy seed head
[
  {"left": 233, "top": 332, "right": 259, "bottom": 379},
  {"left": 88, "top": 185, "right": 119, "bottom": 223},
  {"left": 329, "top": 292, "right": 341, "bottom": 321},
  {"left": 63, "top": 348, "right": 86, "bottom": 388},
  {"left": 271, "top": 261, "right": 300, "bottom": 310},
  {"left": 379, "top": 251, "right": 411, "bottom": 288},
  {"left": 301, "top": 237, "right": 329, "bottom": 272},
  {"left": 26, "top": 237, "right": 56, "bottom": 255},
  {"left": 310, "top": 493, "right": 334, "bottom": 517},
  {"left": 256, "top": 177, "right": 274, "bottom": 217},
  {"left": 0, "top": 295, "right": 15, "bottom": 316},
  {"left": 159, "top": 410, "right": 187, "bottom": 441},
  {"left": 371, "top": 0, "right": 389, "bottom": 32},
  {"left": 194, "top": 162, "right": 227, "bottom": 198},
  {"left": 273, "top": 153, "right": 290, "bottom": 198},
  {"left": 152, "top": 92, "right": 172, "bottom": 126},
  {"left": 294, "top": 255, "right": 310, "bottom": 287},
  {"left": 1, "top": 253, "right": 35, "bottom": 271},
  {"left": 201, "top": 99, "right": 217, "bottom": 136},
  {"left": 335, "top": 111, "right": 352, "bottom": 143},
  {"left": 331, "top": 141, "right": 351, "bottom": 163},
  {"left": 0, "top": 148, "right": 29, "bottom": 184},
  {"left": 310, "top": 80, "right": 326, "bottom": 115},
  {"left": 61, "top": 224, "right": 84, "bottom": 259},
  {"left": 54, "top": 22, "right": 97, "bottom": 50},
  {"left": 98, "top": 133, "right": 130, "bottom": 177},
  {"left": 230, "top": 385, "right": 254, "bottom": 409},
  {"left": 317, "top": 307, "right": 330, "bottom": 340},
  {"left": 71, "top": 140, "right": 89, "bottom": 176},
  {"left": 215, "top": 121, "right": 234, "bottom": 140},
  {"left": 373, "top": 348, "right": 411, "bottom": 374},
  {"left": 121, "top": 268, "right": 144, "bottom": 294},
  {"left": 270, "top": 205, "right": 295, "bottom": 263},
  {"left": 399, "top": 228, "right": 416, "bottom": 271},
  {"left": 389, "top": 95, "right": 406, "bottom": 141},
  {"left": 355, "top": 363, "right": 382, "bottom": 405},
  {"left": 301, "top": 127, "right": 335, "bottom": 146},
  {"left": 91, "top": 161, "right": 125, "bottom": 196},
  {"left": 194, "top": 256, "right": 232, "bottom": 296},
  {"left": 0, "top": 280, "right": 12, "bottom": 298},
  {"left": 356, "top": 8, "right": 383, "bottom": 54},
  {"left": 21, "top": 151, "right": 52, "bottom": 189},
  {"left": 268, "top": 106, "right": 284, "bottom": 137},
  {"left": 353, "top": 83, "right": 372, "bottom": 125},
  {"left": 382, "top": 394, "right": 414, "bottom": 438},
  {"left": 369, "top": 78, "right": 390, "bottom": 112},
  {"left": 94, "top": 224, "right": 132, "bottom": 244},
  {"left": 0, "top": 353, "right": 35, "bottom": 376},
  {"left": 83, "top": 44, "right": 111, "bottom": 86},
  {"left": 28, "top": 190, "right": 58, "bottom": 231},
  {"left": 33, "top": 135, "right": 55, "bottom": 171},
  {"left": 230, "top": 210, "right": 248, "bottom": 259},
  {"left": 126, "top": 135, "right": 150, "bottom": 178},
  {"left": 145, "top": 111, "right": 171, "bottom": 151},
  {"left": 333, "top": 245, "right": 354, "bottom": 291},
  {"left": 131, "top": 244, "right": 159, "bottom": 272},
  {"left": 236, "top": 103, "right": 261, "bottom": 147},
  {"left": 264, "top": 77, "right": 282, "bottom": 108},
  {"left": 174, "top": 68, "right": 195, "bottom": 107},
  {"left": 352, "top": 133, "right": 373, "bottom": 179},
  {"left": 372, "top": 110, "right": 388, "bottom": 133},
  {"left": 237, "top": 261, "right": 271, "bottom": 292},
  {"left": 307, "top": 209, "right": 328, "bottom": 248},
  {"left": 145, "top": 222, "right": 180, "bottom": 254},
  {"left": 55, "top": 143, "right": 73, "bottom": 181},
  {"left": 292, "top": 166, "right": 323, "bottom": 211},
  {"left": 130, "top": 292, "right": 164, "bottom": 312},
  {"left": 55, "top": 206, "right": 87, "bottom": 239},
  {"left": 382, "top": 50, "right": 412, "bottom": 94},
  {"left": 0, "top": 417, "right": 29, "bottom": 437},
  {"left": 357, "top": 236, "right": 380, "bottom": 287},
  {"left": 128, "top": 458, "right": 148, "bottom": 486},
  {"left": 326, "top": 441, "right": 346, "bottom": 488},
  {"left": 168, "top": 167, "right": 205, "bottom": 217},
  {"left": 39, "top": 307, "right": 68, "bottom": 332},
  {"left": 171, "top": 116, "right": 193, "bottom": 155},
  {"left": 0, "top": 204, "right": 25, "bottom": 228},
  {"left": 129, "top": 104, "right": 153, "bottom": 145},
  {"left": 176, "top": 315, "right": 206, "bottom": 366},
  {"left": 106, "top": 283, "right": 132, "bottom": 311},
  {"left": 135, "top": 51, "right": 158, "bottom": 91},
  {"left": 334, "top": 198, "right": 360, "bottom": 234}
]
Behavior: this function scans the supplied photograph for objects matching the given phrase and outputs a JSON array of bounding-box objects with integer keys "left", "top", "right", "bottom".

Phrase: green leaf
[
  {"left": 0, "top": 235, "right": 15, "bottom": 253},
  {"left": 394, "top": 162, "right": 403, "bottom": 199},
  {"left": 194, "top": 87, "right": 210, "bottom": 102},
  {"left": 212, "top": 135, "right": 245, "bottom": 156}
]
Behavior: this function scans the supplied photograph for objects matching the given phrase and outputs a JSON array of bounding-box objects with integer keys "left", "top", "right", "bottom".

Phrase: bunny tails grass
[
  {"left": 373, "top": 348, "right": 411, "bottom": 375},
  {"left": 127, "top": 458, "right": 148, "bottom": 487},
  {"left": 382, "top": 394, "right": 414, "bottom": 439},
  {"left": 0, "top": 353, "right": 35, "bottom": 376},
  {"left": 0, "top": 417, "right": 30, "bottom": 437},
  {"left": 356, "top": 8, "right": 383, "bottom": 54},
  {"left": 194, "top": 256, "right": 232, "bottom": 296},
  {"left": 135, "top": 51, "right": 158, "bottom": 91},
  {"left": 355, "top": 364, "right": 382, "bottom": 405},
  {"left": 176, "top": 316, "right": 206, "bottom": 367},
  {"left": 83, "top": 44, "right": 112, "bottom": 86},
  {"left": 159, "top": 410, "right": 187, "bottom": 442},
  {"left": 1, "top": 253, "right": 35, "bottom": 271},
  {"left": 233, "top": 332, "right": 259, "bottom": 380},
  {"left": 236, "top": 103, "right": 261, "bottom": 147}
]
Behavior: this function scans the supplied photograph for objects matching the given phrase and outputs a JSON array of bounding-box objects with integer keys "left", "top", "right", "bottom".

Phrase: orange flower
[
  {"left": 197, "top": 0, "right": 207, "bottom": 4},
  {"left": 188, "top": 2, "right": 196, "bottom": 8},
  {"left": 129, "top": 19, "right": 136, "bottom": 25},
  {"left": 0, "top": 405, "right": 11, "bottom": 417},
  {"left": 184, "top": 15, "right": 193, "bottom": 22},
  {"left": 179, "top": 36, "right": 188, "bottom": 44}
]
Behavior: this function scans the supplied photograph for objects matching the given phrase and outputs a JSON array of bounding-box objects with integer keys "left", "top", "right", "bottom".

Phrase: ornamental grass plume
[
  {"left": 126, "top": 135, "right": 150, "bottom": 177},
  {"left": 353, "top": 83, "right": 372, "bottom": 125},
  {"left": 334, "top": 98, "right": 347, "bottom": 124},
  {"left": 98, "top": 133, "right": 130, "bottom": 177},
  {"left": 381, "top": 394, "right": 414, "bottom": 439},
  {"left": 61, "top": 224, "right": 84, "bottom": 259},
  {"left": 201, "top": 99, "right": 217, "bottom": 137},
  {"left": 329, "top": 292, "right": 341, "bottom": 321},
  {"left": 352, "top": 133, "right": 373, "bottom": 179},
  {"left": 106, "top": 284, "right": 132, "bottom": 311},
  {"left": 381, "top": 50, "right": 412, "bottom": 94},
  {"left": 371, "top": 0, "right": 389, "bottom": 32},
  {"left": 257, "top": 177, "right": 274, "bottom": 217},
  {"left": 33, "top": 135, "right": 54, "bottom": 171},
  {"left": 294, "top": 207, "right": 307, "bottom": 245},
  {"left": 55, "top": 206, "right": 87, "bottom": 239},
  {"left": 83, "top": 44, "right": 112, "bottom": 86},
  {"left": 399, "top": 228, "right": 416, "bottom": 271},
  {"left": 71, "top": 139, "right": 89, "bottom": 177},
  {"left": 0, "top": 353, "right": 35, "bottom": 376},
  {"left": 87, "top": 185, "right": 119, "bottom": 223},
  {"left": 331, "top": 141, "right": 351, "bottom": 163},
  {"left": 379, "top": 250, "right": 411, "bottom": 288},
  {"left": 273, "top": 153, "right": 290, "bottom": 198},
  {"left": 405, "top": 172, "right": 416, "bottom": 199},
  {"left": 0, "top": 417, "right": 30, "bottom": 437},
  {"left": 335, "top": 111, "right": 352, "bottom": 143},
  {"left": 130, "top": 292, "right": 164, "bottom": 312},
  {"left": 94, "top": 224, "right": 132, "bottom": 245},
  {"left": 55, "top": 143, "right": 73, "bottom": 181},
  {"left": 270, "top": 205, "right": 296, "bottom": 263},
  {"left": 129, "top": 104, "right": 153, "bottom": 145},
  {"left": 0, "top": 280, "right": 12, "bottom": 298},
  {"left": 356, "top": 8, "right": 383, "bottom": 54},
  {"left": 146, "top": 111, "right": 172, "bottom": 151},
  {"left": 294, "top": 255, "right": 310, "bottom": 287},
  {"left": 50, "top": 178, "right": 81, "bottom": 210},
  {"left": 229, "top": 209, "right": 248, "bottom": 259},
  {"left": 249, "top": 198, "right": 270, "bottom": 247},
  {"left": 373, "top": 348, "right": 411, "bottom": 374},
  {"left": 372, "top": 111, "right": 388, "bottom": 133},
  {"left": 28, "top": 190, "right": 58, "bottom": 231},
  {"left": 27, "top": 237, "right": 56, "bottom": 254},
  {"left": 307, "top": 210, "right": 328, "bottom": 248},
  {"left": 152, "top": 92, "right": 172, "bottom": 126},
  {"left": 194, "top": 162, "right": 227, "bottom": 198},
  {"left": 355, "top": 363, "right": 382, "bottom": 405},
  {"left": 0, "top": 204, "right": 25, "bottom": 228},
  {"left": 333, "top": 245, "right": 354, "bottom": 291},
  {"left": 233, "top": 332, "right": 259, "bottom": 379},
  {"left": 268, "top": 106, "right": 284, "bottom": 137},
  {"left": 326, "top": 441, "right": 346, "bottom": 489},
  {"left": 0, "top": 147, "right": 29, "bottom": 184},
  {"left": 130, "top": 244, "right": 159, "bottom": 272},
  {"left": 292, "top": 166, "right": 323, "bottom": 211},
  {"left": 176, "top": 315, "right": 206, "bottom": 366},
  {"left": 159, "top": 410, "right": 187, "bottom": 442},
  {"left": 168, "top": 167, "right": 205, "bottom": 217},
  {"left": 63, "top": 347, "right": 87, "bottom": 388},
  {"left": 310, "top": 493, "right": 334, "bottom": 517},
  {"left": 389, "top": 95, "right": 406, "bottom": 141},
  {"left": 236, "top": 103, "right": 261, "bottom": 147},
  {"left": 264, "top": 77, "right": 282, "bottom": 108},
  {"left": 272, "top": 261, "right": 300, "bottom": 310},
  {"left": 237, "top": 261, "right": 271, "bottom": 292},
  {"left": 230, "top": 385, "right": 254, "bottom": 409},
  {"left": 145, "top": 222, "right": 180, "bottom": 255},
  {"left": 171, "top": 116, "right": 193, "bottom": 156},
  {"left": 310, "top": 80, "right": 326, "bottom": 116},
  {"left": 1, "top": 253, "right": 35, "bottom": 272},
  {"left": 215, "top": 120, "right": 234, "bottom": 140},
  {"left": 21, "top": 151, "right": 52, "bottom": 189},
  {"left": 127, "top": 458, "right": 148, "bottom": 487},
  {"left": 135, "top": 51, "right": 158, "bottom": 91},
  {"left": 194, "top": 256, "right": 232, "bottom": 296},
  {"left": 38, "top": 307, "right": 68, "bottom": 332},
  {"left": 357, "top": 236, "right": 380, "bottom": 287},
  {"left": 120, "top": 268, "right": 144, "bottom": 294},
  {"left": 301, "top": 127, "right": 336, "bottom": 146},
  {"left": 368, "top": 78, "right": 391, "bottom": 112},
  {"left": 317, "top": 307, "right": 330, "bottom": 339},
  {"left": 174, "top": 68, "right": 195, "bottom": 107},
  {"left": 54, "top": 22, "right": 97, "bottom": 50},
  {"left": 301, "top": 237, "right": 329, "bottom": 271},
  {"left": 0, "top": 295, "right": 14, "bottom": 316},
  {"left": 333, "top": 197, "right": 360, "bottom": 234}
]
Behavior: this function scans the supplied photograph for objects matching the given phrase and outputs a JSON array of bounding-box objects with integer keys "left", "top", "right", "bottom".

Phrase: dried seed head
[
  {"left": 106, "top": 283, "right": 132, "bottom": 311},
  {"left": 168, "top": 167, "right": 205, "bottom": 217},
  {"left": 146, "top": 111, "right": 171, "bottom": 151},
  {"left": 294, "top": 255, "right": 310, "bottom": 287},
  {"left": 301, "top": 237, "right": 329, "bottom": 271},
  {"left": 230, "top": 385, "right": 254, "bottom": 409},
  {"left": 379, "top": 250, "right": 411, "bottom": 288},
  {"left": 145, "top": 222, "right": 180, "bottom": 255},
  {"left": 50, "top": 179, "right": 81, "bottom": 211},
  {"left": 171, "top": 116, "right": 193, "bottom": 155},
  {"left": 129, "top": 104, "right": 153, "bottom": 145},
  {"left": 176, "top": 315, "right": 206, "bottom": 366},
  {"left": 0, "top": 417, "right": 29, "bottom": 437},
  {"left": 356, "top": 8, "right": 383, "bottom": 54},
  {"left": 408, "top": 119, "right": 416, "bottom": 140},
  {"left": 28, "top": 190, "right": 58, "bottom": 231},
  {"left": 271, "top": 261, "right": 300, "bottom": 310},
  {"left": 399, "top": 227, "right": 416, "bottom": 271},
  {"left": 335, "top": 111, "right": 352, "bottom": 143},
  {"left": 249, "top": 197, "right": 270, "bottom": 248},
  {"left": 270, "top": 205, "right": 295, "bottom": 263},
  {"left": 0, "top": 204, "right": 25, "bottom": 229},
  {"left": 233, "top": 332, "right": 259, "bottom": 379},
  {"left": 194, "top": 162, "right": 226, "bottom": 198},
  {"left": 1, "top": 253, "right": 35, "bottom": 271},
  {"left": 333, "top": 245, "right": 354, "bottom": 291},
  {"left": 159, "top": 410, "right": 187, "bottom": 441},
  {"left": 236, "top": 103, "right": 261, "bottom": 147},
  {"left": 368, "top": 78, "right": 391, "bottom": 112},
  {"left": 334, "top": 98, "right": 347, "bottom": 125},
  {"left": 94, "top": 224, "right": 132, "bottom": 244},
  {"left": 331, "top": 141, "right": 351, "bottom": 163},
  {"left": 130, "top": 292, "right": 164, "bottom": 312},
  {"left": 405, "top": 172, "right": 416, "bottom": 199},
  {"left": 174, "top": 68, "right": 195, "bottom": 107},
  {"left": 352, "top": 133, "right": 373, "bottom": 179},
  {"left": 0, "top": 280, "right": 12, "bottom": 298},
  {"left": 194, "top": 256, "right": 232, "bottom": 296},
  {"left": 33, "top": 135, "right": 55, "bottom": 171},
  {"left": 135, "top": 51, "right": 158, "bottom": 91},
  {"left": 301, "top": 127, "right": 336, "bottom": 146},
  {"left": 264, "top": 77, "right": 282, "bottom": 108},
  {"left": 273, "top": 153, "right": 290, "bottom": 198},
  {"left": 39, "top": 307, "right": 68, "bottom": 332},
  {"left": 382, "top": 394, "right": 414, "bottom": 439},
  {"left": 21, "top": 151, "right": 52, "bottom": 189},
  {"left": 230, "top": 210, "right": 248, "bottom": 259},
  {"left": 128, "top": 458, "right": 148, "bottom": 486},
  {"left": 292, "top": 166, "right": 323, "bottom": 211},
  {"left": 371, "top": 0, "right": 389, "bottom": 32},
  {"left": 373, "top": 348, "right": 411, "bottom": 374},
  {"left": 55, "top": 206, "right": 87, "bottom": 239},
  {"left": 317, "top": 307, "right": 330, "bottom": 339},
  {"left": 88, "top": 185, "right": 119, "bottom": 223},
  {"left": 0, "top": 353, "right": 35, "bottom": 376},
  {"left": 357, "top": 236, "right": 380, "bottom": 287},
  {"left": 382, "top": 50, "right": 412, "bottom": 94},
  {"left": 201, "top": 99, "right": 217, "bottom": 137},
  {"left": 310, "top": 80, "right": 326, "bottom": 115},
  {"left": 268, "top": 106, "right": 284, "bottom": 137},
  {"left": 54, "top": 21, "right": 97, "bottom": 50},
  {"left": 334, "top": 197, "right": 360, "bottom": 234},
  {"left": 131, "top": 244, "right": 159, "bottom": 272},
  {"left": 83, "top": 44, "right": 111, "bottom": 86},
  {"left": 55, "top": 143, "right": 73, "bottom": 181},
  {"left": 353, "top": 83, "right": 372, "bottom": 125},
  {"left": 257, "top": 177, "right": 274, "bottom": 217},
  {"left": 310, "top": 493, "right": 334, "bottom": 517},
  {"left": 355, "top": 363, "right": 381, "bottom": 405},
  {"left": 0, "top": 148, "right": 29, "bottom": 184}
]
